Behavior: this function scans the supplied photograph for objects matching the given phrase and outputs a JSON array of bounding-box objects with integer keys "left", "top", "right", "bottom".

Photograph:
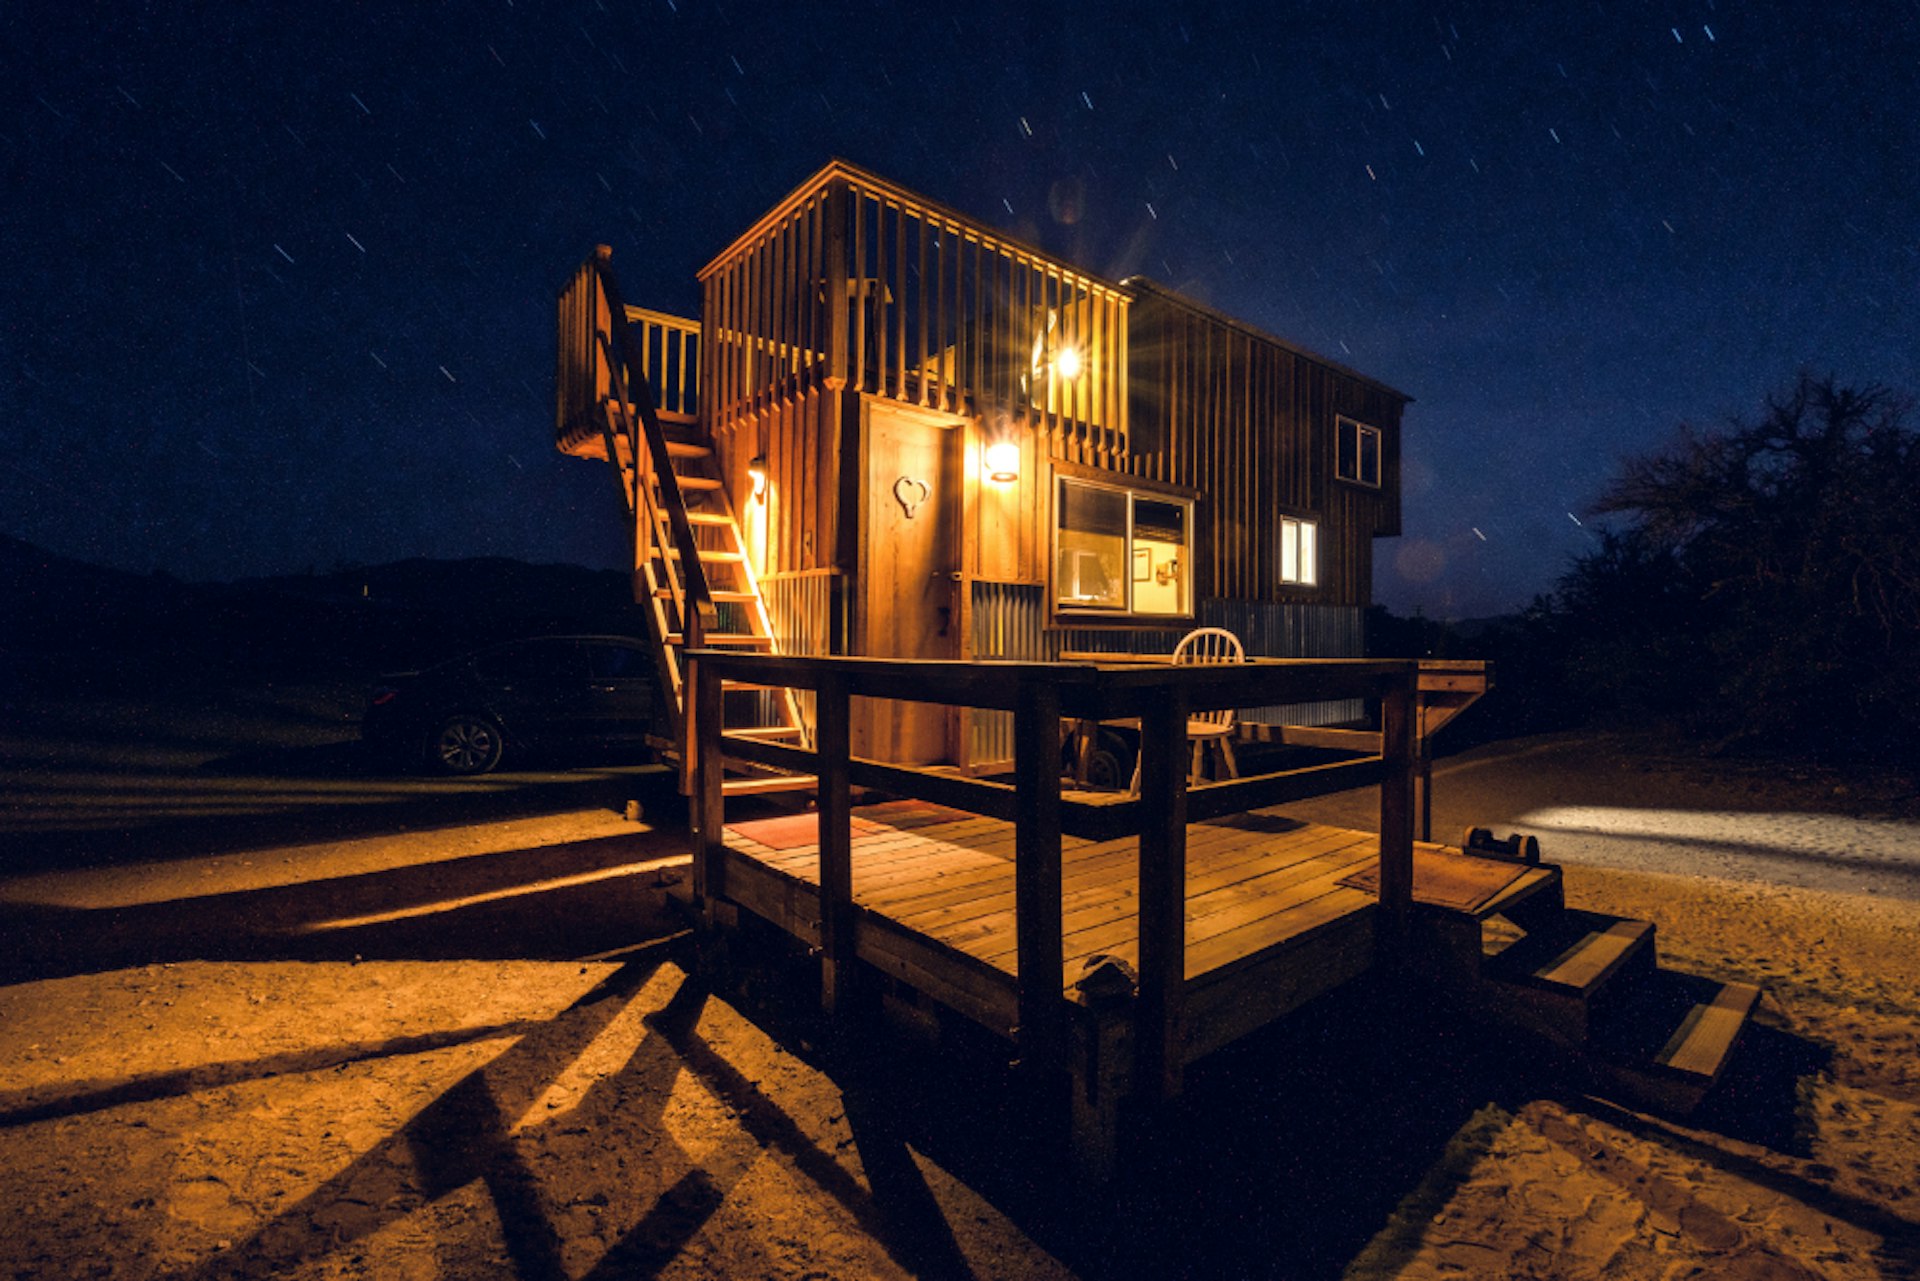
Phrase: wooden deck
[{"left": 717, "top": 802, "right": 1552, "bottom": 1067}]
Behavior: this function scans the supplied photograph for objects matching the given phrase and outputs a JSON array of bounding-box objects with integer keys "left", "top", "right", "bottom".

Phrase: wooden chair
[{"left": 1129, "top": 626, "right": 1246, "bottom": 791}]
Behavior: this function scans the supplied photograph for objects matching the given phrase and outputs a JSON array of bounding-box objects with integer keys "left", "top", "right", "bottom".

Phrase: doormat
[
  {"left": 854, "top": 799, "right": 976, "bottom": 829},
  {"left": 727, "top": 812, "right": 881, "bottom": 851},
  {"left": 1337, "top": 848, "right": 1533, "bottom": 913}
]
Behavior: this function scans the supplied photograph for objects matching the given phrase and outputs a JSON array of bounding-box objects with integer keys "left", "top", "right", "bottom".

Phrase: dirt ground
[{"left": 2, "top": 720, "right": 1917, "bottom": 1279}]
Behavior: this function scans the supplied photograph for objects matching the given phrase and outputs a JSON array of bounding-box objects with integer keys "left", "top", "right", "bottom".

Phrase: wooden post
[
  {"left": 1136, "top": 681, "right": 1189, "bottom": 1101},
  {"left": 1012, "top": 679, "right": 1065, "bottom": 1078},
  {"left": 815, "top": 671, "right": 855, "bottom": 1014},
  {"left": 691, "top": 655, "right": 726, "bottom": 914},
  {"left": 1377, "top": 670, "right": 1417, "bottom": 949}
]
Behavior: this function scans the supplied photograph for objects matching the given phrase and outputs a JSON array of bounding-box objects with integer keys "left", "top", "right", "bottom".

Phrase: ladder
[{"left": 563, "top": 249, "right": 812, "bottom": 798}]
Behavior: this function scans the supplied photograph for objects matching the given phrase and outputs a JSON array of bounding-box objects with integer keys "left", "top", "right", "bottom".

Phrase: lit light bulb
[
  {"left": 1054, "top": 345, "right": 1083, "bottom": 380},
  {"left": 984, "top": 440, "right": 1020, "bottom": 483}
]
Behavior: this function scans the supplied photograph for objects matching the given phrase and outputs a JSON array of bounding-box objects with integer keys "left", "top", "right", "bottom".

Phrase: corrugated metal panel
[{"left": 966, "top": 583, "right": 1364, "bottom": 763}]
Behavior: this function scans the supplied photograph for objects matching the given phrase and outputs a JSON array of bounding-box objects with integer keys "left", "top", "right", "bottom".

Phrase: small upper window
[
  {"left": 1279, "top": 516, "right": 1318, "bottom": 587},
  {"left": 1336, "top": 416, "right": 1382, "bottom": 488}
]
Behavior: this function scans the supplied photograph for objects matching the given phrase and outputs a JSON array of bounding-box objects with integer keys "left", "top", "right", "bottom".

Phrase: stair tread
[
  {"left": 664, "top": 440, "right": 712, "bottom": 458},
  {"left": 1486, "top": 911, "right": 1653, "bottom": 998},
  {"left": 656, "top": 474, "right": 723, "bottom": 491},
  {"left": 1596, "top": 970, "right": 1762, "bottom": 1086},
  {"left": 656, "top": 588, "right": 757, "bottom": 602},
  {"left": 666, "top": 632, "right": 774, "bottom": 647},
  {"left": 1657, "top": 979, "right": 1762, "bottom": 1078},
  {"left": 722, "top": 773, "right": 818, "bottom": 796},
  {"left": 685, "top": 511, "right": 733, "bottom": 526},
  {"left": 726, "top": 726, "right": 804, "bottom": 739}
]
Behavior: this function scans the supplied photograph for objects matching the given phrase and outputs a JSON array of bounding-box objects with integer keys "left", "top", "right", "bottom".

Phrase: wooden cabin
[
  {"left": 557, "top": 160, "right": 1408, "bottom": 778},
  {"left": 551, "top": 164, "right": 1764, "bottom": 1179}
]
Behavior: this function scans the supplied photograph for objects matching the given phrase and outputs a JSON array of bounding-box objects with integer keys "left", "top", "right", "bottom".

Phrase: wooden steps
[
  {"left": 1480, "top": 910, "right": 1655, "bottom": 1045},
  {"left": 1444, "top": 858, "right": 1764, "bottom": 1116},
  {"left": 1592, "top": 971, "right": 1763, "bottom": 1113}
]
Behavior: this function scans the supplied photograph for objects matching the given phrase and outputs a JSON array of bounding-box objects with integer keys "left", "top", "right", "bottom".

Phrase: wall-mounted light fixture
[
  {"left": 748, "top": 454, "right": 768, "bottom": 502},
  {"left": 1053, "top": 344, "right": 1083, "bottom": 381},
  {"left": 984, "top": 440, "right": 1020, "bottom": 484}
]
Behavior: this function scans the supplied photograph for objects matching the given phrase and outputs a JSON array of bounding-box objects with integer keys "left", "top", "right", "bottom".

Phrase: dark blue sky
[{"left": 6, "top": 2, "right": 1915, "bottom": 618}]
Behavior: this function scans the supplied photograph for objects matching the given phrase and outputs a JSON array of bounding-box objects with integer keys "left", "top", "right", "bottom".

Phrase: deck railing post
[
  {"left": 1012, "top": 678, "right": 1065, "bottom": 1079},
  {"left": 691, "top": 654, "right": 726, "bottom": 913},
  {"left": 815, "top": 671, "right": 855, "bottom": 1014},
  {"left": 1136, "top": 679, "right": 1189, "bottom": 1101},
  {"left": 1377, "top": 668, "right": 1417, "bottom": 949}
]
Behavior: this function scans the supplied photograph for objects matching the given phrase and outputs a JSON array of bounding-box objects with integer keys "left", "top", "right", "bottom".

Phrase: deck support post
[
  {"left": 691, "top": 655, "right": 726, "bottom": 915},
  {"left": 1136, "top": 682, "right": 1189, "bottom": 1102},
  {"left": 816, "top": 672, "right": 855, "bottom": 1014},
  {"left": 1013, "top": 680, "right": 1066, "bottom": 1085},
  {"left": 1377, "top": 670, "right": 1417, "bottom": 954}
]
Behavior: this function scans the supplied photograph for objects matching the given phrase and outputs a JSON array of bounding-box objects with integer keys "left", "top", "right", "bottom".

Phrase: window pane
[
  {"left": 1360, "top": 427, "right": 1380, "bottom": 486},
  {"left": 1280, "top": 520, "right": 1299, "bottom": 582},
  {"left": 1132, "top": 497, "right": 1189, "bottom": 615},
  {"left": 1300, "top": 520, "right": 1318, "bottom": 585},
  {"left": 1056, "top": 481, "right": 1128, "bottom": 608},
  {"left": 1338, "top": 419, "right": 1358, "bottom": 480}
]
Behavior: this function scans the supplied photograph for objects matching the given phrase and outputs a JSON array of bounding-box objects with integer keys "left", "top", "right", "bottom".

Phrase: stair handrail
[{"left": 586, "top": 247, "right": 719, "bottom": 651}]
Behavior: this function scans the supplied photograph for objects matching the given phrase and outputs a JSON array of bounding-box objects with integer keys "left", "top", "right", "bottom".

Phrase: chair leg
[
  {"left": 1189, "top": 739, "right": 1204, "bottom": 787},
  {"left": 1217, "top": 735, "right": 1239, "bottom": 780}
]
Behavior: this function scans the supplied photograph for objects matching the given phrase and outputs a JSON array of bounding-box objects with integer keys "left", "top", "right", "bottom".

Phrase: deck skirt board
[{"left": 716, "top": 809, "right": 1457, "bottom": 1065}]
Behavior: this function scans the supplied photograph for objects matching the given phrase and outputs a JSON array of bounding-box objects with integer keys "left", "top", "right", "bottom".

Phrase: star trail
[{"left": 5, "top": 1, "right": 1914, "bottom": 617}]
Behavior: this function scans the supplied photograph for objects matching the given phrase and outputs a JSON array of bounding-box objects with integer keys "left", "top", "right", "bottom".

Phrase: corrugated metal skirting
[{"left": 966, "top": 582, "right": 1364, "bottom": 767}]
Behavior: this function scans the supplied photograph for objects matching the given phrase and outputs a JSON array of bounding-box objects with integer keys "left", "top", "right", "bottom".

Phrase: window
[
  {"left": 1336, "top": 415, "right": 1382, "bottom": 488},
  {"left": 1279, "top": 516, "right": 1318, "bottom": 586},
  {"left": 1055, "top": 477, "right": 1192, "bottom": 617}
]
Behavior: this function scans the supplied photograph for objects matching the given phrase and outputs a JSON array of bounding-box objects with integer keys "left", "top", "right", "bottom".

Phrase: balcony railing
[{"left": 698, "top": 162, "right": 1129, "bottom": 464}]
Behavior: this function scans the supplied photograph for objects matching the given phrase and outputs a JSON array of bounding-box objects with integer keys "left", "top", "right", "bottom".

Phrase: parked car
[{"left": 362, "top": 635, "right": 660, "bottom": 775}]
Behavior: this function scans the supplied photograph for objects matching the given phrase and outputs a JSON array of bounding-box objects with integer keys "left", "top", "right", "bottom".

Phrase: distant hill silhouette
[{"left": 0, "top": 536, "right": 650, "bottom": 684}]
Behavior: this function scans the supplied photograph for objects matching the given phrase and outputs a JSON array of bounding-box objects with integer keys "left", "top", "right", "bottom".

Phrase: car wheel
[{"left": 429, "top": 714, "right": 504, "bottom": 775}]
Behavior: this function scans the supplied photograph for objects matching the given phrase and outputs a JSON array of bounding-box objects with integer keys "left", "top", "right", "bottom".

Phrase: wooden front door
[{"left": 856, "top": 400, "right": 961, "bottom": 764}]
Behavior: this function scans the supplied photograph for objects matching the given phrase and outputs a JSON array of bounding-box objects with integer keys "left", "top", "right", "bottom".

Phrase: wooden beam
[
  {"left": 692, "top": 656, "right": 726, "bottom": 911},
  {"left": 1135, "top": 682, "right": 1189, "bottom": 1101},
  {"left": 1013, "top": 680, "right": 1066, "bottom": 1079},
  {"left": 815, "top": 672, "right": 854, "bottom": 1013},
  {"left": 1377, "top": 673, "right": 1417, "bottom": 949},
  {"left": 1184, "top": 757, "right": 1388, "bottom": 823},
  {"left": 1274, "top": 725, "right": 1383, "bottom": 752}
]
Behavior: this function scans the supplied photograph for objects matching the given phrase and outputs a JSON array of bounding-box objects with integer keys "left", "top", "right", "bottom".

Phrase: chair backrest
[{"left": 1171, "top": 626, "right": 1244, "bottom": 728}]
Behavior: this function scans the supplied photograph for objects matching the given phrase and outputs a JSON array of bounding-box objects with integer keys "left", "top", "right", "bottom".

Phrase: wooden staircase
[
  {"left": 1425, "top": 847, "right": 1763, "bottom": 1114},
  {"left": 557, "top": 247, "right": 812, "bottom": 799}
]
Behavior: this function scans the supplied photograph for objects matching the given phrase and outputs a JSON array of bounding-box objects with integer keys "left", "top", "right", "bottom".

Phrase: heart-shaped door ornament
[{"left": 893, "top": 475, "right": 931, "bottom": 519}]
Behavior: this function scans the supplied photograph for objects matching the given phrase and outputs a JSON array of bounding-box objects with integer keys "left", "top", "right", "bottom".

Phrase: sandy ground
[{"left": 2, "top": 728, "right": 1917, "bottom": 1278}]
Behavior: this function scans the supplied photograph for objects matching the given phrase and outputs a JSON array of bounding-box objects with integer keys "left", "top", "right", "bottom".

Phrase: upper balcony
[{"left": 698, "top": 161, "right": 1129, "bottom": 462}]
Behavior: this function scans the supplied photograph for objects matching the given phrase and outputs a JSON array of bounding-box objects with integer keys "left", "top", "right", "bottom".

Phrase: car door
[
  {"left": 582, "top": 640, "right": 657, "bottom": 744},
  {"left": 470, "top": 638, "right": 593, "bottom": 747}
]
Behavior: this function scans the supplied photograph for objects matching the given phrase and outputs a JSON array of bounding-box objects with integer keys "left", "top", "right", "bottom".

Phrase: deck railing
[
  {"left": 698, "top": 162, "right": 1129, "bottom": 463},
  {"left": 685, "top": 653, "right": 1417, "bottom": 1102}
]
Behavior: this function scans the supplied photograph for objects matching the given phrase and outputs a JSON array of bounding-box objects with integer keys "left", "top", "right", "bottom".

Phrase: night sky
[{"left": 6, "top": 2, "right": 1915, "bottom": 619}]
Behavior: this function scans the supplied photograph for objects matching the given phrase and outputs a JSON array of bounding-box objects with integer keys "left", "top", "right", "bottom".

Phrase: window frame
[
  {"left": 1050, "top": 470, "right": 1198, "bottom": 623},
  {"left": 1335, "top": 414, "right": 1383, "bottom": 489},
  {"left": 1277, "top": 513, "right": 1320, "bottom": 589}
]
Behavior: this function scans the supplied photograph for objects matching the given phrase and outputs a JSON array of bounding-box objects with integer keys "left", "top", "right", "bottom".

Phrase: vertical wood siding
[{"left": 1125, "top": 283, "right": 1406, "bottom": 611}]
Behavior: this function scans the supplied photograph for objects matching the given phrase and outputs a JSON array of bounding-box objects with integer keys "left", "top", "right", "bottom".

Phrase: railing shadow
[{"left": 0, "top": 829, "right": 690, "bottom": 984}]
